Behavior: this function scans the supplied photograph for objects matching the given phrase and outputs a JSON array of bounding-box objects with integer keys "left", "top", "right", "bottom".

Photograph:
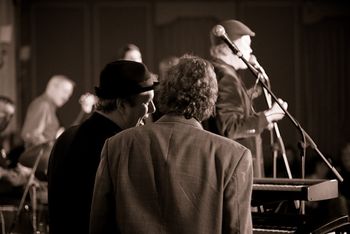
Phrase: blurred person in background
[
  {"left": 208, "top": 19, "right": 288, "bottom": 178},
  {"left": 71, "top": 92, "right": 97, "bottom": 126},
  {"left": 0, "top": 95, "right": 31, "bottom": 202},
  {"left": 119, "top": 43, "right": 142, "bottom": 63},
  {"left": 19, "top": 75, "right": 75, "bottom": 232},
  {"left": 21, "top": 75, "right": 75, "bottom": 149}
]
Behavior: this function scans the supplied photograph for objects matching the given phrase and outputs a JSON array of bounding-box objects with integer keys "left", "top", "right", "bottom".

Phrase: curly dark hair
[{"left": 156, "top": 54, "right": 218, "bottom": 121}]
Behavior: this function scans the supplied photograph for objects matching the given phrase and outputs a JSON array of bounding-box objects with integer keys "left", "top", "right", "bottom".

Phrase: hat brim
[{"left": 95, "top": 81, "right": 159, "bottom": 99}]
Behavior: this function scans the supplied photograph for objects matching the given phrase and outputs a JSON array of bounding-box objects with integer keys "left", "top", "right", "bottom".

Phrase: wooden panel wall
[
  {"left": 19, "top": 0, "right": 350, "bottom": 171},
  {"left": 25, "top": 0, "right": 299, "bottom": 153},
  {"left": 92, "top": 2, "right": 152, "bottom": 83},
  {"left": 28, "top": 1, "right": 153, "bottom": 127},
  {"left": 30, "top": 2, "right": 89, "bottom": 127},
  {"left": 240, "top": 1, "right": 300, "bottom": 167},
  {"left": 154, "top": 1, "right": 237, "bottom": 67}
]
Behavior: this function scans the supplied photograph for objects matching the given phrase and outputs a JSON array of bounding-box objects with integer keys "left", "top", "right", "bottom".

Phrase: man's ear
[
  {"left": 218, "top": 44, "right": 231, "bottom": 56},
  {"left": 116, "top": 99, "right": 131, "bottom": 113},
  {"left": 210, "top": 44, "right": 229, "bottom": 58},
  {"left": 116, "top": 99, "right": 125, "bottom": 110}
]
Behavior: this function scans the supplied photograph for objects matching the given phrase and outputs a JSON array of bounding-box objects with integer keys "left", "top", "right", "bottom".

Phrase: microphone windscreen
[{"left": 212, "top": 25, "right": 226, "bottom": 37}]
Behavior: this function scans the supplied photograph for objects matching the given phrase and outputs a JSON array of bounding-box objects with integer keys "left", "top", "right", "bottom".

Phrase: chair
[{"left": 0, "top": 199, "right": 19, "bottom": 233}]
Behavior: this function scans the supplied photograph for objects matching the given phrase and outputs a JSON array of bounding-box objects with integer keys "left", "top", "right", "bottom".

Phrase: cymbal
[{"left": 19, "top": 141, "right": 54, "bottom": 176}]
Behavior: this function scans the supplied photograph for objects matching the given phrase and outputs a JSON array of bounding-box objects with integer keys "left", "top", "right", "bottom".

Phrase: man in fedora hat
[
  {"left": 207, "top": 19, "right": 288, "bottom": 178},
  {"left": 47, "top": 60, "right": 157, "bottom": 234}
]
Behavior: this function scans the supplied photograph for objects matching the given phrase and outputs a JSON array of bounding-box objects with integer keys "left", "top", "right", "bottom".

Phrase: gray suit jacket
[{"left": 90, "top": 114, "right": 253, "bottom": 234}]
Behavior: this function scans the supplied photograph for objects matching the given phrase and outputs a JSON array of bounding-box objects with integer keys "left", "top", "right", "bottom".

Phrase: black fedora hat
[{"left": 95, "top": 60, "right": 158, "bottom": 99}]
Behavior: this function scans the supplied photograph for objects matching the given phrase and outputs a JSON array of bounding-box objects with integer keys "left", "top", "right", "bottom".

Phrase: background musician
[
  {"left": 21, "top": 75, "right": 75, "bottom": 149},
  {"left": 207, "top": 19, "right": 288, "bottom": 178},
  {"left": 0, "top": 95, "right": 31, "bottom": 196},
  {"left": 118, "top": 43, "right": 143, "bottom": 63}
]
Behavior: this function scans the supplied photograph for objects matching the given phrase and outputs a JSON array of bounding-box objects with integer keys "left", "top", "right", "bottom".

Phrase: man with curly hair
[{"left": 90, "top": 54, "right": 253, "bottom": 234}]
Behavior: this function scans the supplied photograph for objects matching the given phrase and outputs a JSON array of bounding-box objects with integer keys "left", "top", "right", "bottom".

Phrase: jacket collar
[
  {"left": 88, "top": 112, "right": 122, "bottom": 132},
  {"left": 156, "top": 114, "right": 203, "bottom": 129}
]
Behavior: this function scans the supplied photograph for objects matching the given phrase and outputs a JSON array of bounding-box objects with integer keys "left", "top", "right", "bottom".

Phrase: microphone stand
[
  {"left": 226, "top": 42, "right": 343, "bottom": 214},
  {"left": 258, "top": 68, "right": 300, "bottom": 210},
  {"left": 257, "top": 72, "right": 292, "bottom": 179}
]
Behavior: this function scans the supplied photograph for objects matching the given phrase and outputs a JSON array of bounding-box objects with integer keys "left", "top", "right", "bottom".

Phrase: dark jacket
[
  {"left": 48, "top": 112, "right": 122, "bottom": 234},
  {"left": 210, "top": 59, "right": 269, "bottom": 178}
]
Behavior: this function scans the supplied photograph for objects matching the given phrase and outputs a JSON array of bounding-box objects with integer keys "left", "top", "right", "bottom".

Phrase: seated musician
[
  {"left": 0, "top": 95, "right": 31, "bottom": 201},
  {"left": 20, "top": 76, "right": 96, "bottom": 176},
  {"left": 21, "top": 75, "right": 75, "bottom": 150},
  {"left": 19, "top": 76, "right": 95, "bottom": 232}
]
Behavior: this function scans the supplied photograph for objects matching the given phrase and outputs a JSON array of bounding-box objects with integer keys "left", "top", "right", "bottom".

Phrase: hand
[
  {"left": 79, "top": 92, "right": 97, "bottom": 114},
  {"left": 0, "top": 166, "right": 30, "bottom": 186},
  {"left": 247, "top": 86, "right": 262, "bottom": 99},
  {"left": 264, "top": 98, "right": 288, "bottom": 124},
  {"left": 24, "top": 132, "right": 47, "bottom": 146},
  {"left": 56, "top": 127, "right": 65, "bottom": 139}
]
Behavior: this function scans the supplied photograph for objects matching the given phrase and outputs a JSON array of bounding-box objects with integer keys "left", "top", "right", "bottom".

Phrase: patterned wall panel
[
  {"left": 154, "top": 2, "right": 236, "bottom": 74},
  {"left": 93, "top": 2, "right": 152, "bottom": 79},
  {"left": 239, "top": 1, "right": 300, "bottom": 173},
  {"left": 30, "top": 2, "right": 90, "bottom": 127}
]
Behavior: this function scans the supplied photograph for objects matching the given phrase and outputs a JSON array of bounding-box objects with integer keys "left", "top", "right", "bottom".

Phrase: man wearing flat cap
[
  {"left": 47, "top": 60, "right": 157, "bottom": 234},
  {"left": 208, "top": 19, "right": 287, "bottom": 178}
]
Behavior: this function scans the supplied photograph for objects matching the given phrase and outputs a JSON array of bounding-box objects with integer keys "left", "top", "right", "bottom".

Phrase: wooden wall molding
[{"left": 155, "top": 2, "right": 236, "bottom": 26}]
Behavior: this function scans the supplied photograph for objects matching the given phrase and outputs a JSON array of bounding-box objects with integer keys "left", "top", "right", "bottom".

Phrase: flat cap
[{"left": 211, "top": 19, "right": 255, "bottom": 45}]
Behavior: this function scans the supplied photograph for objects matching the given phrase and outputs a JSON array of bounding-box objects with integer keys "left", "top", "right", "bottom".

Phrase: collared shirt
[{"left": 21, "top": 94, "right": 59, "bottom": 148}]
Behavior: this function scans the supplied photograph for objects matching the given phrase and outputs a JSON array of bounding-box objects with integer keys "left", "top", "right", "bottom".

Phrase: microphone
[{"left": 212, "top": 25, "right": 242, "bottom": 56}]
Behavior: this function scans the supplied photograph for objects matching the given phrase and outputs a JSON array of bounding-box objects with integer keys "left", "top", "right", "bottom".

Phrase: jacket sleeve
[
  {"left": 21, "top": 101, "right": 51, "bottom": 146},
  {"left": 222, "top": 148, "right": 253, "bottom": 233},
  {"left": 215, "top": 67, "right": 269, "bottom": 140},
  {"left": 89, "top": 140, "right": 119, "bottom": 234}
]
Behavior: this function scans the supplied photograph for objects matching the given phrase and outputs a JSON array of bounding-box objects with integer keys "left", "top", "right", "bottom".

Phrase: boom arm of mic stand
[
  {"left": 298, "top": 126, "right": 343, "bottom": 182},
  {"left": 234, "top": 50, "right": 343, "bottom": 182}
]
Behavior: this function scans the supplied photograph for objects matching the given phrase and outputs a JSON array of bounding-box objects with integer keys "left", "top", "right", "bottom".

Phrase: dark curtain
[
  {"left": 154, "top": 17, "right": 217, "bottom": 74},
  {"left": 300, "top": 5, "right": 350, "bottom": 160}
]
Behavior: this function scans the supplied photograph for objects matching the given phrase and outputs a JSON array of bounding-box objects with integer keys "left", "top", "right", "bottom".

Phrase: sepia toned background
[{"left": 1, "top": 0, "right": 349, "bottom": 174}]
